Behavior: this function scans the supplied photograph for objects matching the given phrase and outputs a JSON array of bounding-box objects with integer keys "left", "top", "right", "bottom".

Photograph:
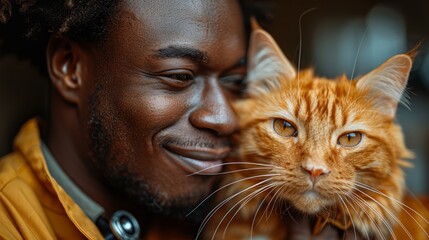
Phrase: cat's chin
[{"left": 291, "top": 191, "right": 334, "bottom": 214}]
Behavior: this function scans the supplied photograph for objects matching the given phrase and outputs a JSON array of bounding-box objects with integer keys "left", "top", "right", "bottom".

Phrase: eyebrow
[{"left": 153, "top": 45, "right": 209, "bottom": 64}]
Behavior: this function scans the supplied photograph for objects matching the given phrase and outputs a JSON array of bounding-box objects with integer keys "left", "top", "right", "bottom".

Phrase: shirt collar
[{"left": 41, "top": 141, "right": 105, "bottom": 222}]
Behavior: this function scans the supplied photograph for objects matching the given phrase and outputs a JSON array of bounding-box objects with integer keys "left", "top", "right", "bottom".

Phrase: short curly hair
[
  {"left": 0, "top": 0, "right": 272, "bottom": 74},
  {"left": 1, "top": 0, "right": 120, "bottom": 73},
  {"left": 1, "top": 0, "right": 119, "bottom": 41}
]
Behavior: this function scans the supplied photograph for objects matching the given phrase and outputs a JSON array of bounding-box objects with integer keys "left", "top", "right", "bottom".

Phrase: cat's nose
[{"left": 301, "top": 164, "right": 330, "bottom": 183}]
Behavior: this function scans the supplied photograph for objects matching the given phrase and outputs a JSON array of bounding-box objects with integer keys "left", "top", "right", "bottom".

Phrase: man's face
[{"left": 82, "top": 0, "right": 246, "bottom": 216}]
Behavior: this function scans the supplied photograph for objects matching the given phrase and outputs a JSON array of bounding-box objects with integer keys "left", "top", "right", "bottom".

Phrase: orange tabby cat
[{"left": 199, "top": 26, "right": 429, "bottom": 240}]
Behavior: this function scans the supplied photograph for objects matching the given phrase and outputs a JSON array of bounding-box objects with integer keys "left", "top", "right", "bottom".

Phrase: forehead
[
  {"left": 106, "top": 0, "right": 245, "bottom": 64},
  {"left": 255, "top": 78, "right": 358, "bottom": 126},
  {"left": 294, "top": 79, "right": 377, "bottom": 131},
  {"left": 123, "top": 0, "right": 240, "bottom": 34}
]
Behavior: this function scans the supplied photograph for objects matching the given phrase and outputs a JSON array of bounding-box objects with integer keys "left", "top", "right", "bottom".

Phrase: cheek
[
  {"left": 331, "top": 160, "right": 356, "bottom": 184},
  {"left": 242, "top": 125, "right": 297, "bottom": 160},
  {"left": 272, "top": 143, "right": 301, "bottom": 170},
  {"left": 97, "top": 88, "right": 193, "bottom": 167},
  {"left": 113, "top": 91, "right": 191, "bottom": 134},
  {"left": 347, "top": 144, "right": 392, "bottom": 178},
  {"left": 329, "top": 149, "right": 355, "bottom": 176}
]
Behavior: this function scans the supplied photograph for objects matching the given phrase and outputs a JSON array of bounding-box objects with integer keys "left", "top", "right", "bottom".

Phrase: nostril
[{"left": 301, "top": 165, "right": 330, "bottom": 182}]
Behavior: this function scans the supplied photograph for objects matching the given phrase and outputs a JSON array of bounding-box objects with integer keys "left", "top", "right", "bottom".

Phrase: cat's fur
[{"left": 200, "top": 27, "right": 429, "bottom": 240}]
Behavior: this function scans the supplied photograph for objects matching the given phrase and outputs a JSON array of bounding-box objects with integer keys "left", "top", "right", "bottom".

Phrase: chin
[
  {"left": 128, "top": 173, "right": 215, "bottom": 217},
  {"left": 290, "top": 192, "right": 334, "bottom": 214},
  {"left": 149, "top": 185, "right": 214, "bottom": 222}
]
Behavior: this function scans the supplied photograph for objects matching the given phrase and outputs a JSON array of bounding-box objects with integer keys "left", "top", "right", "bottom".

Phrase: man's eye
[
  {"left": 166, "top": 73, "right": 194, "bottom": 81},
  {"left": 220, "top": 75, "right": 246, "bottom": 94},
  {"left": 160, "top": 73, "right": 194, "bottom": 89}
]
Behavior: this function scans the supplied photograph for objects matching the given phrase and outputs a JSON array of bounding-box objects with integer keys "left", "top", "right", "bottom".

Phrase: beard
[{"left": 86, "top": 84, "right": 211, "bottom": 222}]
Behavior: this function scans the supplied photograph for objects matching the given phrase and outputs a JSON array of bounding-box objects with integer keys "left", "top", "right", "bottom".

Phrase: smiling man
[
  {"left": 0, "top": 0, "right": 364, "bottom": 239},
  {"left": 0, "top": 0, "right": 245, "bottom": 239},
  {"left": 73, "top": 0, "right": 247, "bottom": 224}
]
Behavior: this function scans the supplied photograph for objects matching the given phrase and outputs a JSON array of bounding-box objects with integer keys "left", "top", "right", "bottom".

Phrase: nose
[
  {"left": 301, "top": 163, "right": 330, "bottom": 184},
  {"left": 189, "top": 79, "right": 239, "bottom": 136}
]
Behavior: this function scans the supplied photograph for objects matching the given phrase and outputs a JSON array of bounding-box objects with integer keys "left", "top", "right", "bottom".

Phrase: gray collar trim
[{"left": 41, "top": 142, "right": 105, "bottom": 222}]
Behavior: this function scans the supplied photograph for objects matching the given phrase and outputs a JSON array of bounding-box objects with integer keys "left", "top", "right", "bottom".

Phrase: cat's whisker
[
  {"left": 263, "top": 184, "right": 285, "bottom": 221},
  {"left": 187, "top": 162, "right": 282, "bottom": 176},
  {"left": 347, "top": 193, "right": 380, "bottom": 238},
  {"left": 219, "top": 183, "right": 276, "bottom": 239},
  {"left": 257, "top": 185, "right": 290, "bottom": 232},
  {"left": 353, "top": 189, "right": 398, "bottom": 240},
  {"left": 348, "top": 193, "right": 388, "bottom": 240},
  {"left": 343, "top": 95, "right": 365, "bottom": 113},
  {"left": 345, "top": 20, "right": 371, "bottom": 115},
  {"left": 242, "top": 183, "right": 279, "bottom": 239},
  {"left": 337, "top": 194, "right": 359, "bottom": 240},
  {"left": 296, "top": 8, "right": 316, "bottom": 107},
  {"left": 187, "top": 173, "right": 280, "bottom": 218},
  {"left": 213, "top": 184, "right": 268, "bottom": 240},
  {"left": 216, "top": 182, "right": 278, "bottom": 240},
  {"left": 250, "top": 185, "right": 281, "bottom": 237},
  {"left": 355, "top": 182, "right": 429, "bottom": 238},
  {"left": 354, "top": 191, "right": 399, "bottom": 240},
  {"left": 278, "top": 198, "right": 295, "bottom": 220},
  {"left": 342, "top": 194, "right": 372, "bottom": 240},
  {"left": 354, "top": 185, "right": 425, "bottom": 239},
  {"left": 355, "top": 182, "right": 429, "bottom": 226},
  {"left": 348, "top": 24, "right": 369, "bottom": 91},
  {"left": 404, "top": 187, "right": 429, "bottom": 216},
  {"left": 196, "top": 177, "right": 278, "bottom": 239},
  {"left": 189, "top": 167, "right": 276, "bottom": 176}
]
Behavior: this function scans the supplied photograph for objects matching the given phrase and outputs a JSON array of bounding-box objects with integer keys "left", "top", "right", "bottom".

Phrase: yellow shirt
[{"left": 0, "top": 119, "right": 103, "bottom": 239}]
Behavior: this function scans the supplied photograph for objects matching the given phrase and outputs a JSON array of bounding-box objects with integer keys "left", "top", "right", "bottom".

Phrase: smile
[{"left": 164, "top": 143, "right": 231, "bottom": 174}]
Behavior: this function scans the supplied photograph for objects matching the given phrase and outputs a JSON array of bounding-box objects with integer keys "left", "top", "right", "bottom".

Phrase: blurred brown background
[{"left": 1, "top": 0, "right": 428, "bottom": 194}]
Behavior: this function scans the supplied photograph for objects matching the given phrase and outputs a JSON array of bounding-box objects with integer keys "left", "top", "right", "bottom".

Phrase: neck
[{"left": 46, "top": 90, "right": 145, "bottom": 221}]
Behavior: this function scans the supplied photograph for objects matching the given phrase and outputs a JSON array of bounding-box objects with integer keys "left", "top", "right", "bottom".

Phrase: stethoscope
[{"left": 96, "top": 210, "right": 140, "bottom": 240}]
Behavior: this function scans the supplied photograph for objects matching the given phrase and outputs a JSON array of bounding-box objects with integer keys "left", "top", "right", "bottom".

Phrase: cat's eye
[
  {"left": 273, "top": 119, "right": 297, "bottom": 137},
  {"left": 337, "top": 132, "right": 362, "bottom": 147}
]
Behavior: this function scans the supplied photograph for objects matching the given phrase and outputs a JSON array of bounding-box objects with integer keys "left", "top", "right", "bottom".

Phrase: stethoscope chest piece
[{"left": 110, "top": 210, "right": 140, "bottom": 240}]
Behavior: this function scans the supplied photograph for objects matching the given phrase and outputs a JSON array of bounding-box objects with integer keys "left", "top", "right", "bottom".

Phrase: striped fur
[{"left": 201, "top": 29, "right": 429, "bottom": 240}]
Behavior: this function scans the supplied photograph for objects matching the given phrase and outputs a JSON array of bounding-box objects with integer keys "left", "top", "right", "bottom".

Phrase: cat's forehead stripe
[
  {"left": 266, "top": 109, "right": 294, "bottom": 121},
  {"left": 255, "top": 76, "right": 384, "bottom": 135}
]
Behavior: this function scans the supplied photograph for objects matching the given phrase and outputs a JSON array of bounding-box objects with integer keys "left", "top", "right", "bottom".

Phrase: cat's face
[{"left": 234, "top": 28, "right": 413, "bottom": 215}]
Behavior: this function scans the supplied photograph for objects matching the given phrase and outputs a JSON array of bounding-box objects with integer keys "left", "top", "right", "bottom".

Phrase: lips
[{"left": 164, "top": 143, "right": 231, "bottom": 174}]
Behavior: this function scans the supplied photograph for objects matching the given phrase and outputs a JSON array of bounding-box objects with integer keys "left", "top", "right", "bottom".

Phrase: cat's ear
[
  {"left": 356, "top": 54, "right": 412, "bottom": 118},
  {"left": 246, "top": 28, "right": 296, "bottom": 96}
]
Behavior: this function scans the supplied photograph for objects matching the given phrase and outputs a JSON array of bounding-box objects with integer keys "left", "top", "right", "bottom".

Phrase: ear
[
  {"left": 246, "top": 28, "right": 296, "bottom": 96},
  {"left": 356, "top": 54, "right": 412, "bottom": 118},
  {"left": 46, "top": 35, "right": 85, "bottom": 104}
]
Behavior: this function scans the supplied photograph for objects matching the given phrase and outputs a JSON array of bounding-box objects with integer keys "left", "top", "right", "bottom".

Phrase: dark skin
[{"left": 44, "top": 0, "right": 363, "bottom": 239}]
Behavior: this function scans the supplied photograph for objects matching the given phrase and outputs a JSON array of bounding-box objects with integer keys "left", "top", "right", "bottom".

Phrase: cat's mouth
[
  {"left": 289, "top": 189, "right": 336, "bottom": 214},
  {"left": 164, "top": 143, "right": 231, "bottom": 174}
]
